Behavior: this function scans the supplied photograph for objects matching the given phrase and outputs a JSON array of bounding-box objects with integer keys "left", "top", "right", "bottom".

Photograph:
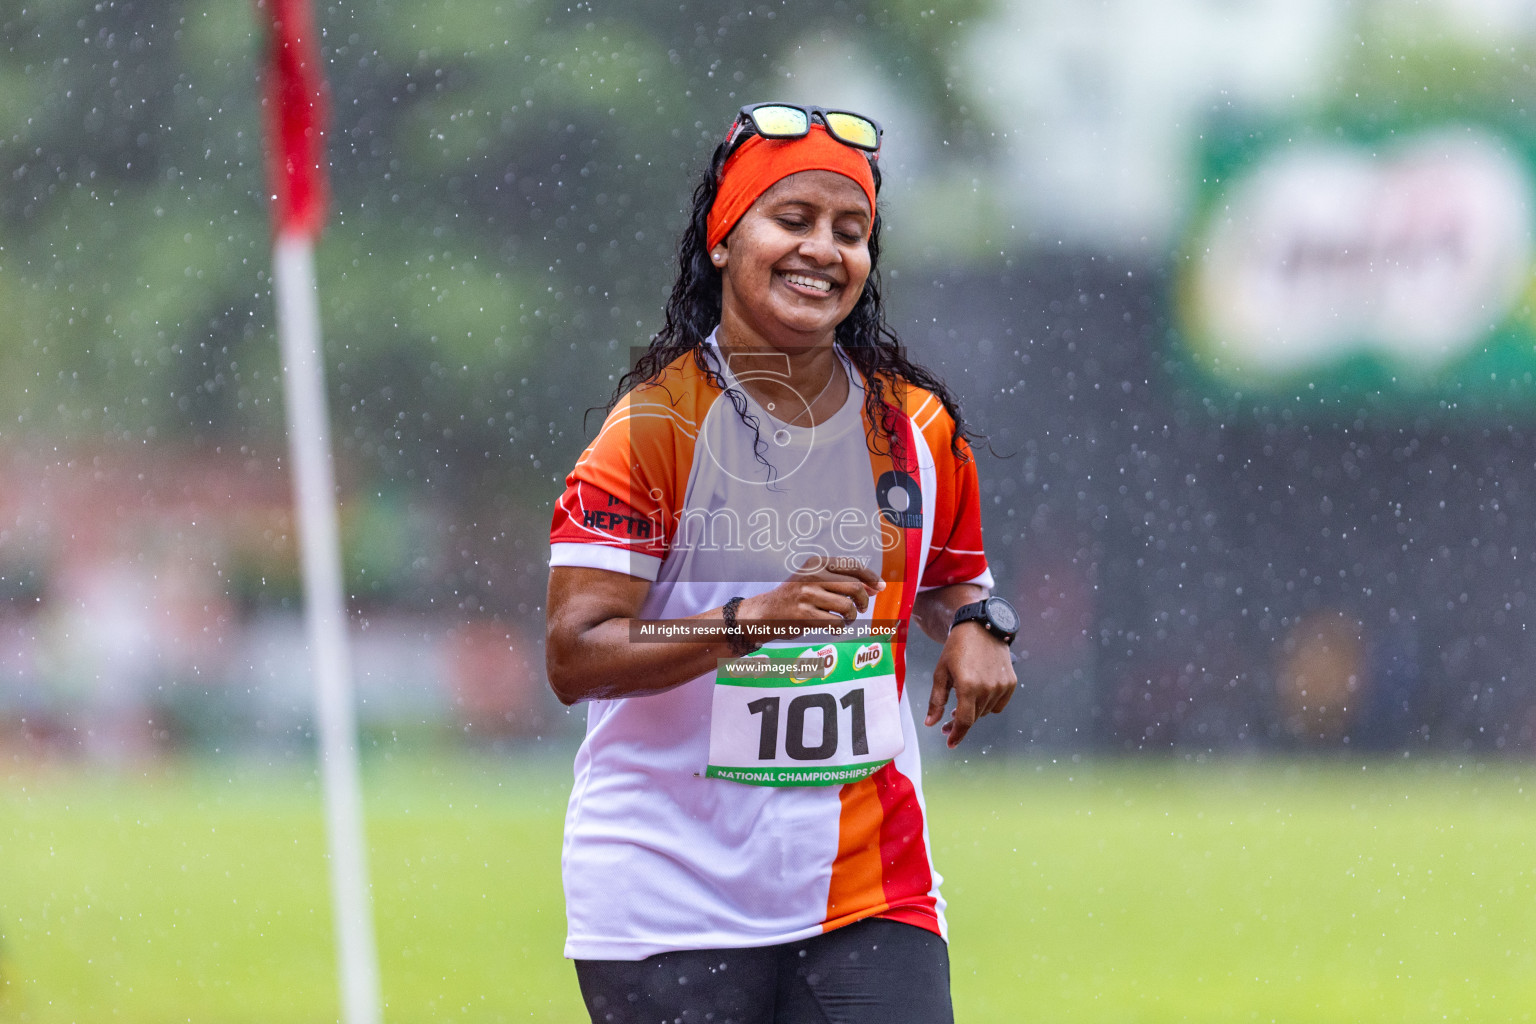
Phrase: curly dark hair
[{"left": 608, "top": 123, "right": 976, "bottom": 466}]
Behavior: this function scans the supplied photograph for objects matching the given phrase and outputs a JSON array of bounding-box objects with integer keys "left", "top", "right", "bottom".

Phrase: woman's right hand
[{"left": 739, "top": 559, "right": 885, "bottom": 641}]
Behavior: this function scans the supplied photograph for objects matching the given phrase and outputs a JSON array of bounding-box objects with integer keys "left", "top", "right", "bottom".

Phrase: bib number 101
[
  {"left": 707, "top": 665, "right": 903, "bottom": 785},
  {"left": 747, "top": 689, "right": 868, "bottom": 761}
]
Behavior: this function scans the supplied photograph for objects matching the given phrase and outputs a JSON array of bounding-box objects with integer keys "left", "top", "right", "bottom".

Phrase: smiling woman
[
  {"left": 717, "top": 169, "right": 874, "bottom": 401},
  {"left": 543, "top": 102, "right": 1019, "bottom": 1024}
]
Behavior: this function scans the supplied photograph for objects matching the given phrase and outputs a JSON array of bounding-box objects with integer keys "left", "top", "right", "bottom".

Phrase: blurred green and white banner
[{"left": 1178, "top": 115, "right": 1536, "bottom": 406}]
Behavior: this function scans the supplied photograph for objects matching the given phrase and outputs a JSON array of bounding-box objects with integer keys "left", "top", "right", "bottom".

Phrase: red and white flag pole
[{"left": 257, "top": 3, "right": 383, "bottom": 1022}]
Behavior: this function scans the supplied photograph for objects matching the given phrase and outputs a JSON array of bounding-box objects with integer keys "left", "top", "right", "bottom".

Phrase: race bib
[{"left": 707, "top": 640, "right": 904, "bottom": 786}]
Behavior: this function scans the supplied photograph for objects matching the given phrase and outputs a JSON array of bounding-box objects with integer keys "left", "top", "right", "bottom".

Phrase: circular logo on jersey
[{"left": 875, "top": 470, "right": 923, "bottom": 530}]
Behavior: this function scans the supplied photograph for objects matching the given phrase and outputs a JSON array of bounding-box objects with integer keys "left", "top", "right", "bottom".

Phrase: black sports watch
[{"left": 951, "top": 596, "right": 1019, "bottom": 646}]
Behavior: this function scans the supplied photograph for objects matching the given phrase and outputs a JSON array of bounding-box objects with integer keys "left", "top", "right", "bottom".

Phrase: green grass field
[{"left": 1, "top": 751, "right": 1532, "bottom": 1023}]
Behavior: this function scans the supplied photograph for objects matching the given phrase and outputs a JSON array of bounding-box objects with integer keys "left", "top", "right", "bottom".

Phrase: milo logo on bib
[
  {"left": 789, "top": 644, "right": 838, "bottom": 683},
  {"left": 708, "top": 640, "right": 903, "bottom": 786}
]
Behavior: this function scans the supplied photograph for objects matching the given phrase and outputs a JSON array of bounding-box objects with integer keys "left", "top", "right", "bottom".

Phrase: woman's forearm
[
  {"left": 547, "top": 607, "right": 741, "bottom": 704},
  {"left": 910, "top": 583, "right": 988, "bottom": 643},
  {"left": 546, "top": 564, "right": 886, "bottom": 704}
]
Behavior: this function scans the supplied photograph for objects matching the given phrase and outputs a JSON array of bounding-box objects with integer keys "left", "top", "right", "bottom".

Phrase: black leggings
[{"left": 574, "top": 917, "right": 953, "bottom": 1024}]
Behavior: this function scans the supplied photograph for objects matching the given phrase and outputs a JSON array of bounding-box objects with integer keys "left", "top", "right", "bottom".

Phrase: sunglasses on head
[{"left": 726, "top": 102, "right": 883, "bottom": 156}]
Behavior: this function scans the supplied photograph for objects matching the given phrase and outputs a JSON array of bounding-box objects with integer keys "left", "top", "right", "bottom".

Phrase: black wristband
[{"left": 722, "top": 596, "right": 759, "bottom": 656}]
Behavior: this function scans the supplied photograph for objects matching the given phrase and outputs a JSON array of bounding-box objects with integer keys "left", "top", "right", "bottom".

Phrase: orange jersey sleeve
[
  {"left": 549, "top": 358, "right": 720, "bottom": 580},
  {"left": 909, "top": 391, "right": 992, "bottom": 591}
]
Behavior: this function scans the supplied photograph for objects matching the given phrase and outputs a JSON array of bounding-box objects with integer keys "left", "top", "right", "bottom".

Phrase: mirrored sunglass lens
[
  {"left": 825, "top": 113, "right": 878, "bottom": 149},
  {"left": 750, "top": 106, "right": 809, "bottom": 136}
]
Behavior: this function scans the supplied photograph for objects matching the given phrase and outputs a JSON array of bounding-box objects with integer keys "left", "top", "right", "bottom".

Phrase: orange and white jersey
[{"left": 550, "top": 335, "right": 992, "bottom": 960}]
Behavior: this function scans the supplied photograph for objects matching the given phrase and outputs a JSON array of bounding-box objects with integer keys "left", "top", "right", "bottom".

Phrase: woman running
[{"left": 546, "top": 102, "right": 1019, "bottom": 1024}]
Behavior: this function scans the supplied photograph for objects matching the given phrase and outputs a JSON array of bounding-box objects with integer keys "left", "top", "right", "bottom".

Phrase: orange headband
[{"left": 706, "top": 124, "right": 877, "bottom": 252}]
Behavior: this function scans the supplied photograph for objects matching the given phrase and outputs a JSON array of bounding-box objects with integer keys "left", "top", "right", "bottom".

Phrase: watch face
[{"left": 987, "top": 597, "right": 1019, "bottom": 634}]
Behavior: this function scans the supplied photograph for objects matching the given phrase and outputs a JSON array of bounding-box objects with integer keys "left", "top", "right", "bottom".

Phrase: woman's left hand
[{"left": 924, "top": 623, "right": 1018, "bottom": 748}]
